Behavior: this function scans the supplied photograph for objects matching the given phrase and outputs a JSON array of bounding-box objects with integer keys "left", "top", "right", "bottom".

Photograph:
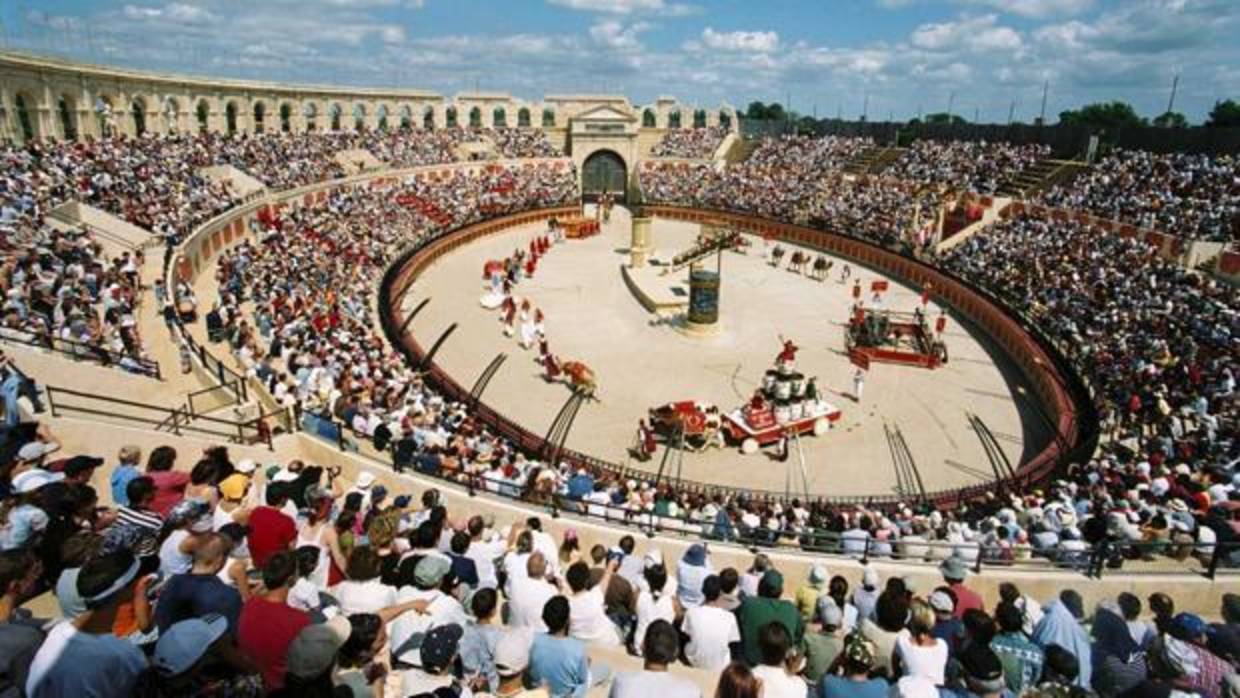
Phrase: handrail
[
  {"left": 0, "top": 329, "right": 161, "bottom": 379},
  {"left": 45, "top": 384, "right": 280, "bottom": 450}
]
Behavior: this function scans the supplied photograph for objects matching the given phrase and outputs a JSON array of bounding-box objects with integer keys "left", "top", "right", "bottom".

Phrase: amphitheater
[{"left": 2, "top": 48, "right": 1238, "bottom": 696}]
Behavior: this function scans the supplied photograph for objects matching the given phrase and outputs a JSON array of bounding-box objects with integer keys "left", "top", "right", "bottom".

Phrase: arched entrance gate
[{"left": 581, "top": 150, "right": 627, "bottom": 203}]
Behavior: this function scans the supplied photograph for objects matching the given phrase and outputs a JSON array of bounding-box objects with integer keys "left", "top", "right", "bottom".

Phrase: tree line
[{"left": 743, "top": 99, "right": 1240, "bottom": 129}]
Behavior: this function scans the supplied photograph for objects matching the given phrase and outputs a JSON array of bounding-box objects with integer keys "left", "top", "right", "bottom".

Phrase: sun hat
[
  {"left": 940, "top": 556, "right": 968, "bottom": 581},
  {"left": 153, "top": 614, "right": 228, "bottom": 676}
]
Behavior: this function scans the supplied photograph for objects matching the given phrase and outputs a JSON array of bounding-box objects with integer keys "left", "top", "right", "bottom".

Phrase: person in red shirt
[
  {"left": 146, "top": 445, "right": 190, "bottom": 517},
  {"left": 247, "top": 482, "right": 297, "bottom": 570},
  {"left": 237, "top": 551, "right": 310, "bottom": 691},
  {"left": 940, "top": 556, "right": 984, "bottom": 620}
]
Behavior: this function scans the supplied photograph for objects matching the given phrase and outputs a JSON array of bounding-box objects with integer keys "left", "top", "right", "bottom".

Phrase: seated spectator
[
  {"left": 802, "top": 597, "right": 845, "bottom": 684},
  {"left": 567, "top": 558, "right": 621, "bottom": 646},
  {"left": 493, "top": 628, "right": 544, "bottom": 698},
  {"left": 939, "top": 644, "right": 1008, "bottom": 698},
  {"left": 682, "top": 574, "right": 741, "bottom": 671},
  {"left": 461, "top": 587, "right": 503, "bottom": 693},
  {"left": 819, "top": 633, "right": 888, "bottom": 698},
  {"left": 237, "top": 551, "right": 311, "bottom": 691},
  {"left": 153, "top": 532, "right": 242, "bottom": 634},
  {"left": 25, "top": 551, "right": 148, "bottom": 698},
  {"left": 509, "top": 552, "right": 559, "bottom": 632},
  {"left": 990, "top": 600, "right": 1043, "bottom": 695},
  {"left": 138, "top": 613, "right": 263, "bottom": 697},
  {"left": 610, "top": 619, "right": 701, "bottom": 698},
  {"left": 738, "top": 569, "right": 803, "bottom": 667},
  {"left": 529, "top": 595, "right": 609, "bottom": 698},
  {"left": 894, "top": 600, "right": 949, "bottom": 685},
  {"left": 401, "top": 623, "right": 468, "bottom": 698}
]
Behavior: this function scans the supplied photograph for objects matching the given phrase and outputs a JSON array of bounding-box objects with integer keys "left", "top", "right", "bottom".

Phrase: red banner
[{"left": 871, "top": 280, "right": 889, "bottom": 292}]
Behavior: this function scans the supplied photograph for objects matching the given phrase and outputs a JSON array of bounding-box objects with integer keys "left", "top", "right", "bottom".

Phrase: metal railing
[
  {"left": 0, "top": 332, "right": 161, "bottom": 379},
  {"left": 46, "top": 384, "right": 280, "bottom": 450}
]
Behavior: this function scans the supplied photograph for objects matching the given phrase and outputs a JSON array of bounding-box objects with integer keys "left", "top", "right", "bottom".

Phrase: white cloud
[
  {"left": 697, "top": 27, "right": 779, "bottom": 53},
  {"left": 589, "top": 20, "right": 651, "bottom": 50},
  {"left": 548, "top": 0, "right": 698, "bottom": 16},
  {"left": 958, "top": 0, "right": 1093, "bottom": 18},
  {"left": 911, "top": 14, "right": 1022, "bottom": 52}
]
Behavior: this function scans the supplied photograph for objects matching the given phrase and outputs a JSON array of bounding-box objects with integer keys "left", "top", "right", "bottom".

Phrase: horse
[
  {"left": 770, "top": 244, "right": 785, "bottom": 267},
  {"left": 561, "top": 360, "right": 599, "bottom": 399},
  {"left": 812, "top": 255, "right": 831, "bottom": 282},
  {"left": 788, "top": 250, "right": 807, "bottom": 275}
]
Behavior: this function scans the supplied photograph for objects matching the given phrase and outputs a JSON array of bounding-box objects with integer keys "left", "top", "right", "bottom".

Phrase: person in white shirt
[
  {"left": 634, "top": 562, "right": 679, "bottom": 652},
  {"left": 526, "top": 518, "right": 561, "bottom": 580},
  {"left": 391, "top": 556, "right": 469, "bottom": 667},
  {"left": 566, "top": 558, "right": 622, "bottom": 646},
  {"left": 501, "top": 530, "right": 534, "bottom": 597},
  {"left": 739, "top": 554, "right": 770, "bottom": 598},
  {"left": 893, "top": 601, "right": 948, "bottom": 686},
  {"left": 682, "top": 574, "right": 741, "bottom": 671},
  {"left": 507, "top": 552, "right": 558, "bottom": 632},
  {"left": 609, "top": 620, "right": 701, "bottom": 698},
  {"left": 465, "top": 515, "right": 505, "bottom": 589},
  {"left": 751, "top": 621, "right": 809, "bottom": 698},
  {"left": 334, "top": 546, "right": 397, "bottom": 615}
]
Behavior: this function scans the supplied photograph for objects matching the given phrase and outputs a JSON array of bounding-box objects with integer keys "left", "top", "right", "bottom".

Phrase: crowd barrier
[{"left": 0, "top": 331, "right": 161, "bottom": 379}]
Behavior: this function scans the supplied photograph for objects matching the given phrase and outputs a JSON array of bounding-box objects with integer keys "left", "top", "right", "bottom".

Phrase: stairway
[
  {"left": 727, "top": 137, "right": 762, "bottom": 163},
  {"left": 844, "top": 146, "right": 904, "bottom": 175},
  {"left": 996, "top": 158, "right": 1089, "bottom": 198}
]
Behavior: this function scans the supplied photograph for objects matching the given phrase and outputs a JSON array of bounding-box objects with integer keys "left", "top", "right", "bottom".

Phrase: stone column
[{"left": 630, "top": 212, "right": 652, "bottom": 268}]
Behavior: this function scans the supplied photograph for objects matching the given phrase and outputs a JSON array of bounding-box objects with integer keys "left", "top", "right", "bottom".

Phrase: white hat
[
  {"left": 12, "top": 468, "right": 65, "bottom": 493},
  {"left": 928, "top": 590, "right": 955, "bottom": 614},
  {"left": 356, "top": 471, "right": 375, "bottom": 489},
  {"left": 272, "top": 468, "right": 299, "bottom": 483},
  {"left": 234, "top": 459, "right": 257, "bottom": 475},
  {"left": 862, "top": 566, "right": 879, "bottom": 588},
  {"left": 643, "top": 548, "right": 664, "bottom": 569},
  {"left": 17, "top": 441, "right": 55, "bottom": 462}
]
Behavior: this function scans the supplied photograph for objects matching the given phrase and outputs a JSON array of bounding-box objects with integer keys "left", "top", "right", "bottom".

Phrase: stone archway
[{"left": 581, "top": 149, "right": 627, "bottom": 203}]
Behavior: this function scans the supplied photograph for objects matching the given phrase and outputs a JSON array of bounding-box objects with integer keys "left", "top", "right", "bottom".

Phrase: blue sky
[{"left": 3, "top": 0, "right": 1237, "bottom": 123}]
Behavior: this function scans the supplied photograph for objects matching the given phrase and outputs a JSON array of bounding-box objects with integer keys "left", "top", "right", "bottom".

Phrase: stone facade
[{"left": 0, "top": 50, "right": 737, "bottom": 145}]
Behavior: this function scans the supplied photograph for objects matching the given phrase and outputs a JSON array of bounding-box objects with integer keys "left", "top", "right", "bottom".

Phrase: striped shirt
[{"left": 103, "top": 506, "right": 164, "bottom": 557}]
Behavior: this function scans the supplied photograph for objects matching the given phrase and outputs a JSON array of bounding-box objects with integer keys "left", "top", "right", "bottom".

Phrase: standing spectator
[
  {"left": 990, "top": 601, "right": 1043, "bottom": 696},
  {"left": 237, "top": 551, "right": 310, "bottom": 691},
  {"left": 819, "top": 633, "right": 888, "bottom": 698},
  {"left": 940, "top": 557, "right": 982, "bottom": 619},
  {"left": 682, "top": 574, "right": 741, "bottom": 671},
  {"left": 25, "top": 551, "right": 148, "bottom": 698},
  {"left": 109, "top": 445, "right": 142, "bottom": 507},
  {"left": 146, "top": 446, "right": 188, "bottom": 517},
  {"left": 802, "top": 598, "right": 845, "bottom": 684},
  {"left": 610, "top": 619, "right": 701, "bottom": 698},
  {"left": 247, "top": 482, "right": 296, "bottom": 570},
  {"left": 529, "top": 596, "right": 609, "bottom": 698},
  {"left": 737, "top": 569, "right": 803, "bottom": 667}
]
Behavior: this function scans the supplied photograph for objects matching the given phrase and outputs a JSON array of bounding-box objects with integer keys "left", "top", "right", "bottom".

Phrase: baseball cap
[
  {"left": 286, "top": 616, "right": 352, "bottom": 678},
  {"left": 356, "top": 471, "right": 375, "bottom": 489},
  {"left": 234, "top": 459, "right": 257, "bottom": 475},
  {"left": 494, "top": 628, "right": 534, "bottom": 676},
  {"left": 1171, "top": 612, "right": 1207, "bottom": 640},
  {"left": 862, "top": 566, "right": 879, "bottom": 588},
  {"left": 218, "top": 473, "right": 250, "bottom": 501},
  {"left": 11, "top": 468, "right": 65, "bottom": 493},
  {"left": 928, "top": 590, "right": 955, "bottom": 614},
  {"left": 420, "top": 623, "right": 464, "bottom": 673},
  {"left": 415, "top": 555, "right": 451, "bottom": 588},
  {"left": 153, "top": 614, "right": 228, "bottom": 676},
  {"left": 761, "top": 569, "right": 784, "bottom": 595}
]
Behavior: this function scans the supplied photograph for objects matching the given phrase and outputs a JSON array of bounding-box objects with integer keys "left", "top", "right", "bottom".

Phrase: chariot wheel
[
  {"left": 740, "top": 438, "right": 759, "bottom": 454},
  {"left": 813, "top": 417, "right": 831, "bottom": 436}
]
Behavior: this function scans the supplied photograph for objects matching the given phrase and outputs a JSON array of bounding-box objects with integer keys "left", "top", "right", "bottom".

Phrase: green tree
[
  {"left": 745, "top": 101, "right": 768, "bottom": 120},
  {"left": 924, "top": 112, "right": 967, "bottom": 125},
  {"left": 1205, "top": 99, "right": 1240, "bottom": 128},
  {"left": 1152, "top": 111, "right": 1188, "bottom": 128},
  {"left": 1057, "top": 101, "right": 1146, "bottom": 130}
]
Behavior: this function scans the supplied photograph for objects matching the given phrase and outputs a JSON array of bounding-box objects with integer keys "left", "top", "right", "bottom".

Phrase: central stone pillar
[
  {"left": 629, "top": 211, "right": 652, "bottom": 268},
  {"left": 684, "top": 264, "right": 721, "bottom": 336}
]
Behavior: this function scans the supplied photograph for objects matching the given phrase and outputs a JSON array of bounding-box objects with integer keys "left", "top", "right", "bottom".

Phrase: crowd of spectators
[
  {"left": 649, "top": 127, "right": 729, "bottom": 159},
  {"left": 1035, "top": 150, "right": 1239, "bottom": 243},
  {"left": 884, "top": 140, "right": 1051, "bottom": 195},
  {"left": 1, "top": 418, "right": 1238, "bottom": 697}
]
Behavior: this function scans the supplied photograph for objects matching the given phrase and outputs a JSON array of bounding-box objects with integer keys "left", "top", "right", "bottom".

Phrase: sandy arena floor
[{"left": 405, "top": 206, "right": 1048, "bottom": 498}]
